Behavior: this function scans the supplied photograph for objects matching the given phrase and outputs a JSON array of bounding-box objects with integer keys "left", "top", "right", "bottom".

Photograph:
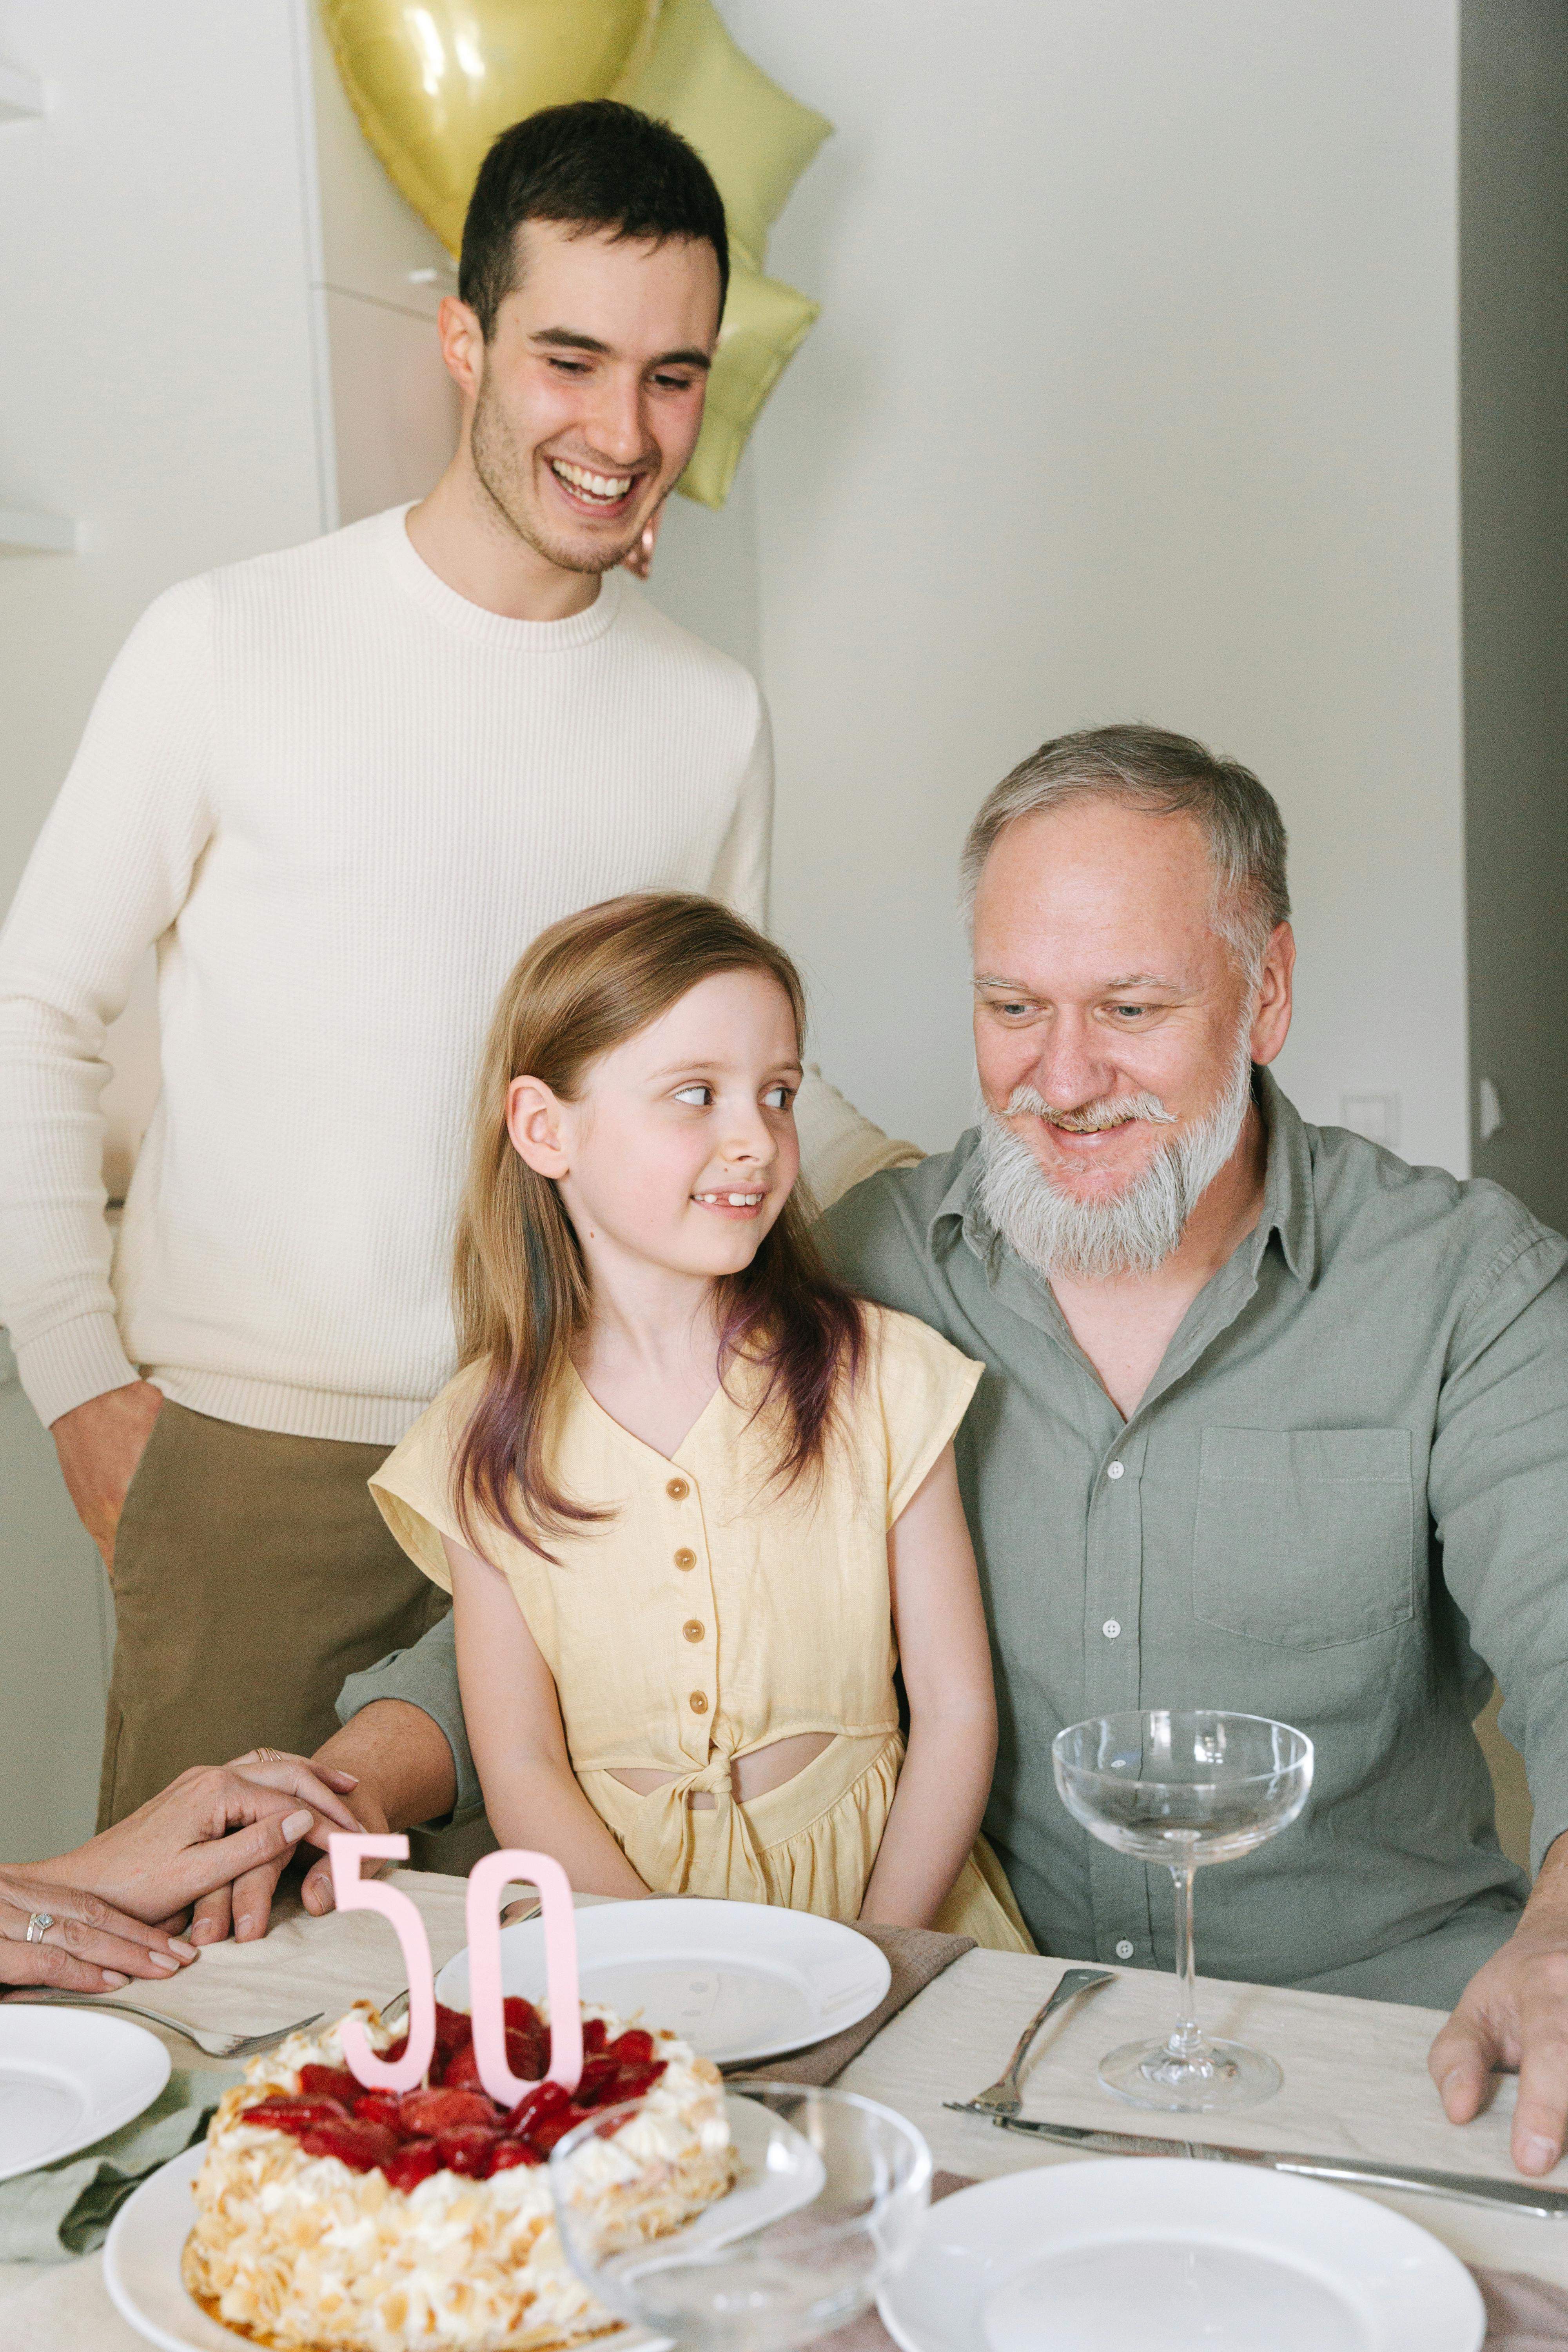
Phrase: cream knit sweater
[{"left": 0, "top": 507, "right": 785, "bottom": 1442}]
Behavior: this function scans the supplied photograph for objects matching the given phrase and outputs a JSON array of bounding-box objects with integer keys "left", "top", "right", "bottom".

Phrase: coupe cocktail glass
[
  {"left": 550, "top": 2083, "right": 931, "bottom": 2352},
  {"left": 1053, "top": 1710, "right": 1313, "bottom": 2112}
]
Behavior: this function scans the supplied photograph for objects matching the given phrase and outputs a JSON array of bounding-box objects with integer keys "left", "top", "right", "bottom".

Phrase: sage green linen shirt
[
  {"left": 819, "top": 1073, "right": 1568, "bottom": 2007},
  {"left": 341, "top": 1074, "right": 1568, "bottom": 2008}
]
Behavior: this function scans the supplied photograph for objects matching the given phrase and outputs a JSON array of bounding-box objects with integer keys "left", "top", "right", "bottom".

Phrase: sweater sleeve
[
  {"left": 705, "top": 688, "right": 773, "bottom": 929},
  {"left": 0, "top": 579, "right": 216, "bottom": 1426}
]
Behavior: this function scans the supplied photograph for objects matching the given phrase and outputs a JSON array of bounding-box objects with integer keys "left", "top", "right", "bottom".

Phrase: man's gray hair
[{"left": 960, "top": 723, "right": 1290, "bottom": 978}]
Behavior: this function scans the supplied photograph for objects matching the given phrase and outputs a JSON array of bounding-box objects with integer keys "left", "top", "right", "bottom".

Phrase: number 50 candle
[{"left": 329, "top": 1835, "right": 584, "bottom": 2104}]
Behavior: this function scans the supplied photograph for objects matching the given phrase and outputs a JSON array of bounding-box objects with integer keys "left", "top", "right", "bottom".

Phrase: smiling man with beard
[{"left": 822, "top": 722, "right": 1568, "bottom": 2182}]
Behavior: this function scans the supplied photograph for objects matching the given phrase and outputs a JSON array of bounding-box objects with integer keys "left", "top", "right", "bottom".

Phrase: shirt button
[
  {"left": 674, "top": 1548, "right": 697, "bottom": 1570},
  {"left": 1114, "top": 1939, "right": 1135, "bottom": 1960},
  {"left": 1106, "top": 1461, "right": 1125, "bottom": 1481},
  {"left": 666, "top": 1478, "right": 689, "bottom": 1501},
  {"left": 683, "top": 1619, "right": 705, "bottom": 1643},
  {"left": 1102, "top": 1618, "right": 1122, "bottom": 1640},
  {"left": 689, "top": 1690, "right": 708, "bottom": 1714}
]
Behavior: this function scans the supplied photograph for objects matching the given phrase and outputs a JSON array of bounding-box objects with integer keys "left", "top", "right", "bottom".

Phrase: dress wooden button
[
  {"left": 674, "top": 1548, "right": 697, "bottom": 1570},
  {"left": 683, "top": 1619, "right": 705, "bottom": 1643},
  {"left": 666, "top": 1477, "right": 689, "bottom": 1501},
  {"left": 689, "top": 1690, "right": 708, "bottom": 1713}
]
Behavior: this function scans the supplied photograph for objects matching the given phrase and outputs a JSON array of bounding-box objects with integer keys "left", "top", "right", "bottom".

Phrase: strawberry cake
[{"left": 182, "top": 1995, "right": 733, "bottom": 2352}]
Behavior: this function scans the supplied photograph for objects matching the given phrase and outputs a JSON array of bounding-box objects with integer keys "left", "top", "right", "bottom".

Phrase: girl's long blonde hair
[{"left": 452, "top": 893, "right": 866, "bottom": 1559}]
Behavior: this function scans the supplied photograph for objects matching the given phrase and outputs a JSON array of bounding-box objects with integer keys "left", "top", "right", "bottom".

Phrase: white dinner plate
[
  {"left": 876, "top": 2159, "right": 1485, "bottom": 2352},
  {"left": 0, "top": 2008, "right": 170, "bottom": 2183},
  {"left": 104, "top": 2095, "right": 822, "bottom": 2351},
  {"left": 435, "top": 1899, "right": 891, "bottom": 2066}
]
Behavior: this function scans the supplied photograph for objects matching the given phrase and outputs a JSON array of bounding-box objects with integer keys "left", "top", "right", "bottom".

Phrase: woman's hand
[
  {"left": 0, "top": 1868, "right": 198, "bottom": 1993},
  {"left": 42, "top": 1762, "right": 355, "bottom": 1945}
]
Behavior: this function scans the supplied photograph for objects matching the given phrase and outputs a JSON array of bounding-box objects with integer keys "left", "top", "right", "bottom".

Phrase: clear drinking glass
[
  {"left": 549, "top": 2083, "right": 930, "bottom": 2352},
  {"left": 1052, "top": 1710, "right": 1313, "bottom": 2112}
]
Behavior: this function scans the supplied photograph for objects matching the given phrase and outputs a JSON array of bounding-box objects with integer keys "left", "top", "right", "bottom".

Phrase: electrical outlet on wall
[{"left": 1340, "top": 1093, "right": 1401, "bottom": 1149}]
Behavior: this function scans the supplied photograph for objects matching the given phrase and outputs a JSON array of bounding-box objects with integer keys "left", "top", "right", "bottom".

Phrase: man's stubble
[{"left": 468, "top": 372, "right": 641, "bottom": 580}]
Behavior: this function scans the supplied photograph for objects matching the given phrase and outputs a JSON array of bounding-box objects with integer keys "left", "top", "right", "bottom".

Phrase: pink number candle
[
  {"left": 466, "top": 1850, "right": 584, "bottom": 2105},
  {"left": 328, "top": 1833, "right": 436, "bottom": 2093}
]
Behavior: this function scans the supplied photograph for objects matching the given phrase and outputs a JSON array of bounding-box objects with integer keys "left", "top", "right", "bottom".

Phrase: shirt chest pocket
[{"left": 1191, "top": 1426, "right": 1415, "bottom": 1649}]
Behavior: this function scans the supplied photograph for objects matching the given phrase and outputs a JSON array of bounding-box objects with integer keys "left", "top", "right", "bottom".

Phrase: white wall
[
  {"left": 727, "top": 0, "right": 1471, "bottom": 1169},
  {"left": 0, "top": 0, "right": 329, "bottom": 1854}
]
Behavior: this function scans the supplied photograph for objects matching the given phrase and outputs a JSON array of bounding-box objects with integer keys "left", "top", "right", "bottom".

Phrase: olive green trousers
[{"left": 97, "top": 1400, "right": 449, "bottom": 1827}]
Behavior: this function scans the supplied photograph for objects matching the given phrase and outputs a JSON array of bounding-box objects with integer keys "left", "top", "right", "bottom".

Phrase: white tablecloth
[{"left": 2, "top": 1871, "right": 1562, "bottom": 2349}]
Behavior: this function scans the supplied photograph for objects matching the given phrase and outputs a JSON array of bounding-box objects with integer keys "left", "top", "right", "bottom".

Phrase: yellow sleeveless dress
[{"left": 370, "top": 1303, "right": 1032, "bottom": 1953}]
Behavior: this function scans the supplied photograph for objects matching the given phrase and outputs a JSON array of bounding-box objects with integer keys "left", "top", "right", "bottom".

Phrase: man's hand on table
[
  {"left": 49, "top": 1379, "right": 164, "bottom": 1576},
  {"left": 1430, "top": 1833, "right": 1568, "bottom": 2176}
]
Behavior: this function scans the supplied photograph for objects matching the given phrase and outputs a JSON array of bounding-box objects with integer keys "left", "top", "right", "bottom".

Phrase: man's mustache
[{"left": 1003, "top": 1083, "right": 1177, "bottom": 1133}]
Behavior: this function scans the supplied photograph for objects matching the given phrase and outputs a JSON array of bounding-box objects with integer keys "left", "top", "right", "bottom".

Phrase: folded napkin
[
  {"left": 737, "top": 1924, "right": 976, "bottom": 2086},
  {"left": 0, "top": 2067, "right": 237, "bottom": 2263},
  {"left": 816, "top": 2172, "right": 1568, "bottom": 2352}
]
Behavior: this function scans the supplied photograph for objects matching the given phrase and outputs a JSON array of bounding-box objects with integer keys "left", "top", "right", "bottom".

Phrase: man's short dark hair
[{"left": 459, "top": 100, "right": 730, "bottom": 341}]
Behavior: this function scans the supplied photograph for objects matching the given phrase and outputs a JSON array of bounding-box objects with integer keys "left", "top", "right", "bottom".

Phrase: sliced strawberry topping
[
  {"left": 297, "top": 2063, "right": 358, "bottom": 2102},
  {"left": 243, "top": 2004, "right": 666, "bottom": 2185},
  {"left": 241, "top": 2097, "right": 348, "bottom": 2134},
  {"left": 573, "top": 2055, "right": 621, "bottom": 2105},
  {"left": 350, "top": 2091, "right": 403, "bottom": 2129},
  {"left": 443, "top": 2034, "right": 545, "bottom": 2093},
  {"left": 612, "top": 2060, "right": 668, "bottom": 2102},
  {"left": 396, "top": 2086, "right": 501, "bottom": 2136},
  {"left": 525, "top": 2108, "right": 580, "bottom": 2154},
  {"left": 434, "top": 2123, "right": 501, "bottom": 2176},
  {"left": 383, "top": 2033, "right": 409, "bottom": 2065},
  {"left": 503, "top": 2078, "right": 572, "bottom": 2135},
  {"left": 383, "top": 2139, "right": 439, "bottom": 2194},
  {"left": 299, "top": 2118, "right": 398, "bottom": 2172},
  {"left": 432, "top": 2002, "right": 474, "bottom": 2077}
]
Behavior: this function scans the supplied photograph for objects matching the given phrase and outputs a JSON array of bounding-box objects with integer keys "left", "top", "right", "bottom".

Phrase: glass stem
[{"left": 1165, "top": 1856, "right": 1209, "bottom": 2064}]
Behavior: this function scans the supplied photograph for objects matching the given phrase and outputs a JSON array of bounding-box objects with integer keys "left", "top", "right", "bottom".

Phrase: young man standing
[{"left": 0, "top": 103, "right": 779, "bottom": 1827}]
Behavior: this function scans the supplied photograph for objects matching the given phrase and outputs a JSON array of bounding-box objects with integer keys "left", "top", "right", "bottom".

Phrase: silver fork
[
  {"left": 11, "top": 1991, "right": 324, "bottom": 2060},
  {"left": 944, "top": 1966, "right": 1115, "bottom": 2119}
]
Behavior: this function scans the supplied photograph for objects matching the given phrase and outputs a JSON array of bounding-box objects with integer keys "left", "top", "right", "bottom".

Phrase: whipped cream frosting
[{"left": 183, "top": 1999, "right": 731, "bottom": 2352}]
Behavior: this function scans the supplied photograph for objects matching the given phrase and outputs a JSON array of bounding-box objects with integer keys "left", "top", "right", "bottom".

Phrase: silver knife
[{"left": 990, "top": 2113, "right": 1568, "bottom": 2220}]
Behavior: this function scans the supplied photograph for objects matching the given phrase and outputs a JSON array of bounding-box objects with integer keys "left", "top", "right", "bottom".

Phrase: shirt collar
[
  {"left": 1250, "top": 1066, "right": 1318, "bottom": 1285},
  {"left": 931, "top": 1065, "right": 1319, "bottom": 1288}
]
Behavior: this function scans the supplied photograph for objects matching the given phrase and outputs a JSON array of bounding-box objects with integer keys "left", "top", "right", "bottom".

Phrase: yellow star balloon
[
  {"left": 617, "top": 0, "right": 830, "bottom": 506},
  {"left": 319, "top": 0, "right": 662, "bottom": 256},
  {"left": 319, "top": 0, "right": 831, "bottom": 508}
]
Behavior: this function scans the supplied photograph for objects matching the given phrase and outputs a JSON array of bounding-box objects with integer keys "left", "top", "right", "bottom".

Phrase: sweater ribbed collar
[{"left": 377, "top": 503, "right": 624, "bottom": 652}]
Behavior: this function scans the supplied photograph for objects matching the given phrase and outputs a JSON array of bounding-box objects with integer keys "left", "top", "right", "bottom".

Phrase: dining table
[{"left": 4, "top": 1868, "right": 1567, "bottom": 2349}]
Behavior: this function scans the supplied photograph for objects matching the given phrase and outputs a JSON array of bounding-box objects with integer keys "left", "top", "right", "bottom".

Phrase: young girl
[{"left": 371, "top": 894, "right": 1030, "bottom": 1947}]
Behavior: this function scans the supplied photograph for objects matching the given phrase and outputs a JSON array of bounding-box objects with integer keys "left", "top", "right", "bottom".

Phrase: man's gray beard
[
  {"left": 976, "top": 1034, "right": 1255, "bottom": 1281},
  {"left": 470, "top": 376, "right": 636, "bottom": 578}
]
